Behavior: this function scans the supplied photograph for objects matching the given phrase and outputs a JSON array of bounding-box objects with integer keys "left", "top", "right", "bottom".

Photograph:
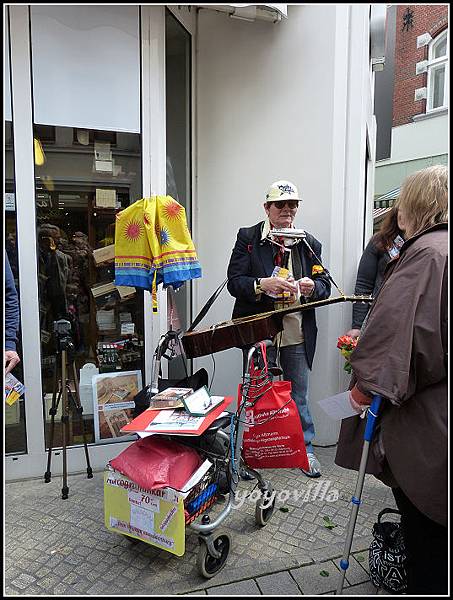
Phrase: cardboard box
[
  {"left": 5, "top": 400, "right": 21, "bottom": 425},
  {"left": 93, "top": 244, "right": 115, "bottom": 265},
  {"left": 104, "top": 467, "right": 186, "bottom": 556}
]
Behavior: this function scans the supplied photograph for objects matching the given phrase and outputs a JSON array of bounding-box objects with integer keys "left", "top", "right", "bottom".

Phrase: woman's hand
[{"left": 345, "top": 328, "right": 361, "bottom": 339}]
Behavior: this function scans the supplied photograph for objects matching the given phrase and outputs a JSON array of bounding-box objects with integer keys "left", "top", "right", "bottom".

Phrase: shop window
[
  {"left": 5, "top": 13, "right": 28, "bottom": 454},
  {"left": 33, "top": 126, "right": 144, "bottom": 448},
  {"left": 30, "top": 5, "right": 142, "bottom": 449},
  {"left": 427, "top": 30, "right": 448, "bottom": 112}
]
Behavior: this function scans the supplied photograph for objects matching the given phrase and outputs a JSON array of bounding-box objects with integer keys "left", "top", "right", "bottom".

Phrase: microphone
[{"left": 269, "top": 228, "right": 307, "bottom": 240}]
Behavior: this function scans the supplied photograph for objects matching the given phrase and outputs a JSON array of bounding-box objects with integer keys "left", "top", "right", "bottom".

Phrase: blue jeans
[{"left": 267, "top": 343, "right": 315, "bottom": 454}]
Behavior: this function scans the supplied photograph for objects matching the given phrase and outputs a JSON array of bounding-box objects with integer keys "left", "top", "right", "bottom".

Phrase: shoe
[
  {"left": 269, "top": 366, "right": 283, "bottom": 376},
  {"left": 300, "top": 453, "right": 321, "bottom": 478},
  {"left": 239, "top": 467, "right": 255, "bottom": 481}
]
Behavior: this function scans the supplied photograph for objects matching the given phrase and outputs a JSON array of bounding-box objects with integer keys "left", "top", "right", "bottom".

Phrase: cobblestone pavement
[{"left": 5, "top": 446, "right": 396, "bottom": 596}]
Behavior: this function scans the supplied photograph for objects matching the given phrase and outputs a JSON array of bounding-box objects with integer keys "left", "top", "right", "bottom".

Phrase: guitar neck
[{"left": 236, "top": 295, "right": 373, "bottom": 325}]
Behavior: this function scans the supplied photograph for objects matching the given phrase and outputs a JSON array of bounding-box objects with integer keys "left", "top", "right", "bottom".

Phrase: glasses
[{"left": 269, "top": 200, "right": 299, "bottom": 210}]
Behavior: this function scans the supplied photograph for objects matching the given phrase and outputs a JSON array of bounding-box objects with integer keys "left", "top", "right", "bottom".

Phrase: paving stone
[
  {"left": 206, "top": 579, "right": 261, "bottom": 595},
  {"left": 352, "top": 551, "right": 369, "bottom": 574},
  {"left": 9, "top": 573, "right": 37, "bottom": 590},
  {"left": 290, "top": 561, "right": 339, "bottom": 595},
  {"left": 256, "top": 571, "right": 302, "bottom": 595},
  {"left": 5, "top": 447, "right": 397, "bottom": 596},
  {"left": 340, "top": 580, "right": 378, "bottom": 595},
  {"left": 333, "top": 555, "right": 370, "bottom": 586}
]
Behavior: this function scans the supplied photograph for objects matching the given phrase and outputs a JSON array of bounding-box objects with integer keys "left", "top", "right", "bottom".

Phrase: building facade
[
  {"left": 374, "top": 4, "right": 448, "bottom": 199},
  {"left": 5, "top": 4, "right": 381, "bottom": 480}
]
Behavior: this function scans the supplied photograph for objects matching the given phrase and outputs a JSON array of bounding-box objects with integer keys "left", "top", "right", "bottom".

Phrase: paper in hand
[{"left": 317, "top": 391, "right": 358, "bottom": 420}]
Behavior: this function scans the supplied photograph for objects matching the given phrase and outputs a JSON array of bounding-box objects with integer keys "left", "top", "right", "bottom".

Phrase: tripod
[{"left": 44, "top": 322, "right": 93, "bottom": 499}]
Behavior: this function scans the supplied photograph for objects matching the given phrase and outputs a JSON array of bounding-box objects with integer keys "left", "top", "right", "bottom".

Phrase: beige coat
[{"left": 335, "top": 223, "right": 448, "bottom": 526}]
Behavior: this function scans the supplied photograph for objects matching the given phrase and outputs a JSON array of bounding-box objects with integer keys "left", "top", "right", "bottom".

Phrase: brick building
[
  {"left": 374, "top": 4, "right": 448, "bottom": 224},
  {"left": 393, "top": 4, "right": 448, "bottom": 126}
]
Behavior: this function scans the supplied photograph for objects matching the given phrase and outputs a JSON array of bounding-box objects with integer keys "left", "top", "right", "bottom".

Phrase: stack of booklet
[
  {"left": 148, "top": 386, "right": 224, "bottom": 416},
  {"left": 5, "top": 373, "right": 25, "bottom": 406},
  {"left": 148, "top": 387, "right": 194, "bottom": 410}
]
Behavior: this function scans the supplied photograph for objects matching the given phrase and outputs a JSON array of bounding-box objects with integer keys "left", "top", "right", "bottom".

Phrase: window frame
[{"left": 427, "top": 29, "right": 448, "bottom": 113}]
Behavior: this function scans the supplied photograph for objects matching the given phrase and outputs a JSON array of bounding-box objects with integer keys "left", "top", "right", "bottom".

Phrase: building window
[{"left": 427, "top": 30, "right": 448, "bottom": 112}]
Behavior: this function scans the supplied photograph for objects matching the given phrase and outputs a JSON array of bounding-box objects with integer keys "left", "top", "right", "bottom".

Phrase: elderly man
[{"left": 227, "top": 180, "right": 331, "bottom": 477}]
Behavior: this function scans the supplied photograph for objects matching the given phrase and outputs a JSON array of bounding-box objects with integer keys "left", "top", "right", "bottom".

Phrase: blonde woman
[{"left": 335, "top": 165, "right": 448, "bottom": 594}]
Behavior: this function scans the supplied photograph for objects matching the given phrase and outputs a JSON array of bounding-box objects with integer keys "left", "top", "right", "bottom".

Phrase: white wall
[
  {"left": 389, "top": 113, "right": 448, "bottom": 163},
  {"left": 193, "top": 5, "right": 374, "bottom": 445}
]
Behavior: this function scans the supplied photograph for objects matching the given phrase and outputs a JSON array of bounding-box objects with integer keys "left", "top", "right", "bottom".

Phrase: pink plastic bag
[{"left": 110, "top": 436, "right": 202, "bottom": 491}]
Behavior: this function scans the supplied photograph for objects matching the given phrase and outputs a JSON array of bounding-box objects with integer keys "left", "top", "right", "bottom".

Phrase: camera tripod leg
[
  {"left": 44, "top": 359, "right": 62, "bottom": 483},
  {"left": 69, "top": 362, "right": 93, "bottom": 479},
  {"left": 61, "top": 350, "right": 69, "bottom": 500}
]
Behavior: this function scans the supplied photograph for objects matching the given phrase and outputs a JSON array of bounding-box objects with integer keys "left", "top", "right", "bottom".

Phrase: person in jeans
[{"left": 227, "top": 180, "right": 331, "bottom": 477}]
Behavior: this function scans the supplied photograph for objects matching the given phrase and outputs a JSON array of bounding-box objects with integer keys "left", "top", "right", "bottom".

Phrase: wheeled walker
[{"left": 105, "top": 334, "right": 276, "bottom": 579}]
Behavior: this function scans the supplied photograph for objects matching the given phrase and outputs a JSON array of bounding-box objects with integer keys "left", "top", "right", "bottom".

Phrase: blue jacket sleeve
[
  {"left": 227, "top": 228, "right": 258, "bottom": 304},
  {"left": 5, "top": 254, "right": 20, "bottom": 351}
]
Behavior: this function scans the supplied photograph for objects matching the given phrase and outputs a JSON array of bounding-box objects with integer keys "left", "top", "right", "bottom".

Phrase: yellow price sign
[{"left": 104, "top": 468, "right": 186, "bottom": 557}]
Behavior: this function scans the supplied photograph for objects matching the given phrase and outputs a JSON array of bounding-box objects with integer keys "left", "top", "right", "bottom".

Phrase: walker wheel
[
  {"left": 255, "top": 484, "right": 275, "bottom": 527},
  {"left": 196, "top": 531, "right": 231, "bottom": 578}
]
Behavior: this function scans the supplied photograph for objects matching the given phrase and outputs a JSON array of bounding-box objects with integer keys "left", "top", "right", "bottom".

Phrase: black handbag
[{"left": 369, "top": 508, "right": 408, "bottom": 593}]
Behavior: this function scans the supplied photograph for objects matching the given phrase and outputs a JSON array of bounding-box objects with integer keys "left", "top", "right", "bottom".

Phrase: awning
[
  {"left": 373, "top": 187, "right": 400, "bottom": 221},
  {"left": 195, "top": 4, "right": 287, "bottom": 22},
  {"left": 374, "top": 187, "right": 400, "bottom": 204}
]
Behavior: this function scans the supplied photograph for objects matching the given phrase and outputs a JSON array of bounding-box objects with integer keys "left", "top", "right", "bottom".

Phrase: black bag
[
  {"left": 369, "top": 508, "right": 408, "bottom": 594},
  {"left": 132, "top": 368, "right": 209, "bottom": 418}
]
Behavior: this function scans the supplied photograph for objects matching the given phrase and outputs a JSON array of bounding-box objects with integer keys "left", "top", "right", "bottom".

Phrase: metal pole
[
  {"left": 61, "top": 349, "right": 69, "bottom": 500},
  {"left": 336, "top": 394, "right": 382, "bottom": 595}
]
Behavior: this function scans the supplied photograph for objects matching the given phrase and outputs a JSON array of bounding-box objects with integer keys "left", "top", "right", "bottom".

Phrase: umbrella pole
[{"left": 336, "top": 394, "right": 382, "bottom": 595}]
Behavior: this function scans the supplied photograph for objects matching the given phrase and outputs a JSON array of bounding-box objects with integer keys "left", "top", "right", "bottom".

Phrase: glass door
[
  {"left": 165, "top": 9, "right": 193, "bottom": 381},
  {"left": 5, "top": 10, "right": 28, "bottom": 455}
]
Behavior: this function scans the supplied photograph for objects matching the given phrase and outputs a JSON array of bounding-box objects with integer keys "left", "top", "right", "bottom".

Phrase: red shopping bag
[{"left": 240, "top": 343, "right": 309, "bottom": 470}]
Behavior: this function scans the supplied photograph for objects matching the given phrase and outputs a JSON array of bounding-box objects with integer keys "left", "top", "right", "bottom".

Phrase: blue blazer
[{"left": 227, "top": 221, "right": 331, "bottom": 369}]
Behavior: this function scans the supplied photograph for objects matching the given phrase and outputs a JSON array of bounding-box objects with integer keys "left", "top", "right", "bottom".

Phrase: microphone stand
[
  {"left": 299, "top": 236, "right": 345, "bottom": 297},
  {"left": 268, "top": 230, "right": 345, "bottom": 297}
]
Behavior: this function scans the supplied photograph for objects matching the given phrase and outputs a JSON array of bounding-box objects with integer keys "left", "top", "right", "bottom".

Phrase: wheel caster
[
  {"left": 196, "top": 531, "right": 231, "bottom": 578},
  {"left": 254, "top": 484, "right": 276, "bottom": 527}
]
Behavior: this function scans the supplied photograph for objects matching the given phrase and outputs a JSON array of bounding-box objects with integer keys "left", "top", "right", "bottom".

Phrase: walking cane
[{"left": 336, "top": 394, "right": 382, "bottom": 595}]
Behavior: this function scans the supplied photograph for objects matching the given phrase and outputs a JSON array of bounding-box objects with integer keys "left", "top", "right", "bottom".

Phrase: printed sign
[
  {"left": 93, "top": 371, "right": 141, "bottom": 443},
  {"left": 104, "top": 468, "right": 186, "bottom": 556}
]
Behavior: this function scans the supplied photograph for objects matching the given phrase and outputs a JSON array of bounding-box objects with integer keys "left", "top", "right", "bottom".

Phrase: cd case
[{"left": 182, "top": 386, "right": 224, "bottom": 416}]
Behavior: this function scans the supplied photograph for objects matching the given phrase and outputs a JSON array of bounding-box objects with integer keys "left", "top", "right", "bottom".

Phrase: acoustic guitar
[{"left": 181, "top": 295, "right": 373, "bottom": 359}]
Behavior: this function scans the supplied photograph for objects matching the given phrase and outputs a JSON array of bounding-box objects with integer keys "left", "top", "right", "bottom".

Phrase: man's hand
[
  {"left": 260, "top": 277, "right": 298, "bottom": 297},
  {"left": 297, "top": 277, "right": 315, "bottom": 297},
  {"left": 5, "top": 350, "right": 20, "bottom": 374}
]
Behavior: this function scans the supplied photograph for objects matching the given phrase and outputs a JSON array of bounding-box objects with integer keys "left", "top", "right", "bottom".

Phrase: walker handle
[{"left": 364, "top": 394, "right": 382, "bottom": 442}]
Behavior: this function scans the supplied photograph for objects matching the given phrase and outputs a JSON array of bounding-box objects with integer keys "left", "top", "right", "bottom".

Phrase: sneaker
[{"left": 300, "top": 453, "right": 321, "bottom": 478}]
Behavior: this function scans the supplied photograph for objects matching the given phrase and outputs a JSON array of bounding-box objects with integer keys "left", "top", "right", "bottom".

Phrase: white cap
[{"left": 265, "top": 180, "right": 301, "bottom": 203}]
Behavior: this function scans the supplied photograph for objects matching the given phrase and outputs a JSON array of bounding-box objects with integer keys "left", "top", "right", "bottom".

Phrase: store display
[{"left": 92, "top": 370, "right": 142, "bottom": 444}]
